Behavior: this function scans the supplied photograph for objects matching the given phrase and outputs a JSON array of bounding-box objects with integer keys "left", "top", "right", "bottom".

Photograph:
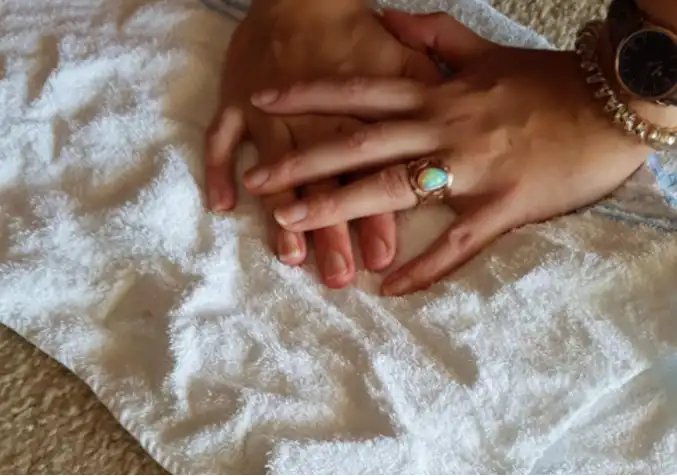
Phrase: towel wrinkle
[{"left": 2, "top": 0, "right": 677, "bottom": 474}]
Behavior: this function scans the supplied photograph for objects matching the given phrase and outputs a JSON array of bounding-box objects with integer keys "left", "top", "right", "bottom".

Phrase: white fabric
[{"left": 1, "top": 0, "right": 677, "bottom": 474}]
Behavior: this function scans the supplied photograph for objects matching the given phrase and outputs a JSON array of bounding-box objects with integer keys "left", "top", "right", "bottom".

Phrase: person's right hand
[
  {"left": 204, "top": 1, "right": 441, "bottom": 288},
  {"left": 241, "top": 10, "right": 652, "bottom": 295}
]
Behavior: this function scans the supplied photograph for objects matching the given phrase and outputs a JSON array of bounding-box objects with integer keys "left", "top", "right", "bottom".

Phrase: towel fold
[{"left": 1, "top": 0, "right": 677, "bottom": 474}]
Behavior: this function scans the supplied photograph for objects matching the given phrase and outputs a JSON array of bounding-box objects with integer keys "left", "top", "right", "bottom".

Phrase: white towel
[{"left": 1, "top": 0, "right": 677, "bottom": 474}]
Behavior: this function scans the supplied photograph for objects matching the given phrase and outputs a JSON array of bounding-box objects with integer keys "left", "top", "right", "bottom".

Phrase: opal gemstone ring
[{"left": 406, "top": 157, "right": 454, "bottom": 205}]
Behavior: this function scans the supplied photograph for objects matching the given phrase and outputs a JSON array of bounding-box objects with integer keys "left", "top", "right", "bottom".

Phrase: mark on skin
[
  {"left": 446, "top": 226, "right": 473, "bottom": 251},
  {"left": 378, "top": 166, "right": 411, "bottom": 202}
]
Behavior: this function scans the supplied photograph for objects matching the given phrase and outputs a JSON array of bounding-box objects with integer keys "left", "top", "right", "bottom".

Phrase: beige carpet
[{"left": 0, "top": 0, "right": 608, "bottom": 473}]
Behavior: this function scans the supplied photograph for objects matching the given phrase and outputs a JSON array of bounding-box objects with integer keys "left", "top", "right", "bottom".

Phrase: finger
[
  {"left": 250, "top": 77, "right": 426, "bottom": 119},
  {"left": 343, "top": 168, "right": 397, "bottom": 273},
  {"left": 243, "top": 122, "right": 444, "bottom": 194},
  {"left": 380, "top": 9, "right": 495, "bottom": 69},
  {"left": 381, "top": 200, "right": 511, "bottom": 296},
  {"left": 302, "top": 180, "right": 356, "bottom": 289},
  {"left": 204, "top": 107, "right": 247, "bottom": 213},
  {"left": 272, "top": 164, "right": 418, "bottom": 232},
  {"left": 342, "top": 167, "right": 398, "bottom": 273},
  {"left": 356, "top": 211, "right": 397, "bottom": 271},
  {"left": 300, "top": 116, "right": 397, "bottom": 275},
  {"left": 262, "top": 190, "right": 308, "bottom": 266},
  {"left": 252, "top": 119, "right": 308, "bottom": 265},
  {"left": 289, "top": 117, "right": 357, "bottom": 287}
]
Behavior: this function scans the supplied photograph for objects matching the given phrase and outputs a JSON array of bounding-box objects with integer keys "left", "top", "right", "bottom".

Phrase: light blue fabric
[{"left": 649, "top": 152, "right": 677, "bottom": 208}]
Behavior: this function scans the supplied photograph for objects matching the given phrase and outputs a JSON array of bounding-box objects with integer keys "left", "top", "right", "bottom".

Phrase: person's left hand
[
  {"left": 205, "top": 2, "right": 441, "bottom": 289},
  {"left": 240, "top": 10, "right": 651, "bottom": 295}
]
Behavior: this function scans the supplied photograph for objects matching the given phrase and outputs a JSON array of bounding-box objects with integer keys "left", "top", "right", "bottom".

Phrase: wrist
[
  {"left": 637, "top": 0, "right": 677, "bottom": 31},
  {"left": 598, "top": 21, "right": 677, "bottom": 128}
]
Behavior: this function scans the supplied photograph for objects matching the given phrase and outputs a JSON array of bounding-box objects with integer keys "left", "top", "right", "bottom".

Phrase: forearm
[
  {"left": 597, "top": 0, "right": 677, "bottom": 127},
  {"left": 638, "top": 0, "right": 677, "bottom": 29},
  {"left": 250, "top": 0, "right": 368, "bottom": 19},
  {"left": 636, "top": 0, "right": 677, "bottom": 125}
]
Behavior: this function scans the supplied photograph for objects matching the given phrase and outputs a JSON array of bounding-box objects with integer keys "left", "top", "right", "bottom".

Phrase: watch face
[{"left": 618, "top": 28, "right": 677, "bottom": 99}]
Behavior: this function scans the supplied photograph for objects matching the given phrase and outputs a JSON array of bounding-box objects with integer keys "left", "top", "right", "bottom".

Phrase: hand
[
  {"left": 242, "top": 10, "right": 650, "bottom": 296},
  {"left": 205, "top": 1, "right": 440, "bottom": 288}
]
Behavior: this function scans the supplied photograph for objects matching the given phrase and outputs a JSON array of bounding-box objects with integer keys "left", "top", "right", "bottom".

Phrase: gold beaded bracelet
[{"left": 575, "top": 20, "right": 677, "bottom": 152}]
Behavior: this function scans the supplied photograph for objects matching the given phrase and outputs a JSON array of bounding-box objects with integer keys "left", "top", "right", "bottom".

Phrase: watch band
[
  {"left": 606, "top": 0, "right": 677, "bottom": 106},
  {"left": 576, "top": 21, "right": 677, "bottom": 151}
]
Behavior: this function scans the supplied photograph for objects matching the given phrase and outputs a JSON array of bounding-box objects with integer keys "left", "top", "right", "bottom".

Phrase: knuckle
[
  {"left": 377, "top": 166, "right": 411, "bottom": 201},
  {"left": 285, "top": 81, "right": 307, "bottom": 98},
  {"left": 491, "top": 126, "right": 517, "bottom": 154},
  {"left": 277, "top": 153, "right": 301, "bottom": 184},
  {"left": 343, "top": 76, "right": 370, "bottom": 102},
  {"left": 347, "top": 129, "right": 369, "bottom": 151},
  {"left": 312, "top": 192, "right": 339, "bottom": 220},
  {"left": 445, "top": 226, "right": 473, "bottom": 251},
  {"left": 347, "top": 123, "right": 385, "bottom": 152}
]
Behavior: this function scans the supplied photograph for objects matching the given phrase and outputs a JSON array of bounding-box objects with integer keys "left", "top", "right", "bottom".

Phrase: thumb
[
  {"left": 381, "top": 197, "right": 511, "bottom": 296},
  {"left": 380, "top": 9, "right": 495, "bottom": 69}
]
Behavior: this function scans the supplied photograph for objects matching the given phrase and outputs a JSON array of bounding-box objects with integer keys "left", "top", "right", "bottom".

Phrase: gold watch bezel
[{"left": 614, "top": 25, "right": 677, "bottom": 103}]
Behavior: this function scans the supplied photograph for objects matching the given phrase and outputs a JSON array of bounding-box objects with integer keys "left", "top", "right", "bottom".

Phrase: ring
[{"left": 407, "top": 157, "right": 454, "bottom": 205}]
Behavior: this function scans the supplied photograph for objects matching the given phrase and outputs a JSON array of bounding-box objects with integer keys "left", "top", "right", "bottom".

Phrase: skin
[
  {"left": 639, "top": 0, "right": 677, "bottom": 30},
  {"left": 242, "top": 9, "right": 674, "bottom": 296},
  {"left": 204, "top": 0, "right": 440, "bottom": 289},
  {"left": 208, "top": 0, "right": 677, "bottom": 295}
]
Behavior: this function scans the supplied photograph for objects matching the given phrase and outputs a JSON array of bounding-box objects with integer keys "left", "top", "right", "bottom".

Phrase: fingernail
[
  {"left": 325, "top": 251, "right": 348, "bottom": 280},
  {"left": 274, "top": 203, "right": 308, "bottom": 226},
  {"left": 210, "top": 189, "right": 230, "bottom": 214},
  {"left": 244, "top": 167, "right": 270, "bottom": 189},
  {"left": 367, "top": 237, "right": 390, "bottom": 270},
  {"left": 251, "top": 89, "right": 280, "bottom": 106},
  {"left": 383, "top": 275, "right": 413, "bottom": 296},
  {"left": 209, "top": 188, "right": 233, "bottom": 214},
  {"left": 277, "top": 232, "right": 303, "bottom": 263}
]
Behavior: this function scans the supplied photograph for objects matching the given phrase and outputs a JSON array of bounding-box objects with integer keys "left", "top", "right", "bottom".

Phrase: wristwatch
[{"left": 607, "top": 0, "right": 677, "bottom": 105}]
